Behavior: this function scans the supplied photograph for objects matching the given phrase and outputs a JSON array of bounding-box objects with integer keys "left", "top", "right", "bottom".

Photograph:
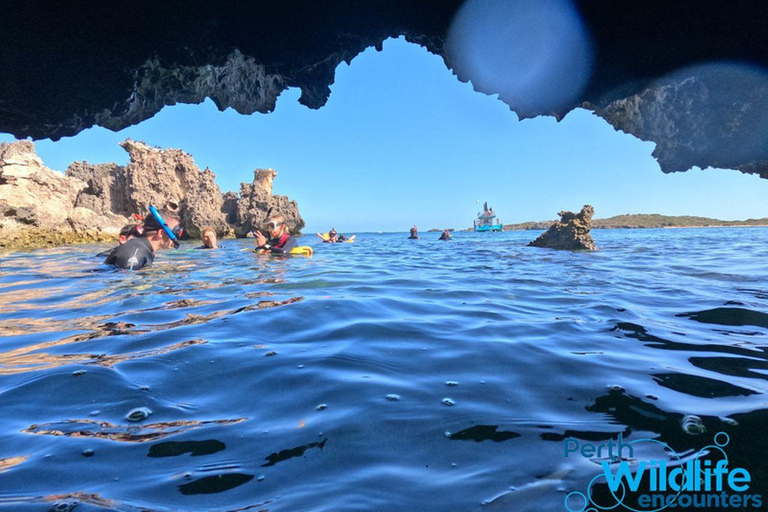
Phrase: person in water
[
  {"left": 198, "top": 226, "right": 220, "bottom": 249},
  {"left": 96, "top": 223, "right": 142, "bottom": 257},
  {"left": 118, "top": 224, "right": 140, "bottom": 244},
  {"left": 320, "top": 228, "right": 346, "bottom": 243},
  {"left": 255, "top": 215, "right": 297, "bottom": 254},
  {"left": 408, "top": 226, "right": 419, "bottom": 239},
  {"left": 104, "top": 210, "right": 182, "bottom": 270},
  {"left": 439, "top": 230, "right": 451, "bottom": 241}
]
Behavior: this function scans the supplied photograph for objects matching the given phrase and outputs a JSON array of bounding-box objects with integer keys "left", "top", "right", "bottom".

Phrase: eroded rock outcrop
[
  {"left": 232, "top": 169, "right": 305, "bottom": 237},
  {"left": 118, "top": 140, "right": 230, "bottom": 239},
  {"left": 0, "top": 139, "right": 304, "bottom": 249},
  {"left": 0, "top": 141, "right": 127, "bottom": 248},
  {"left": 528, "top": 205, "right": 598, "bottom": 251}
]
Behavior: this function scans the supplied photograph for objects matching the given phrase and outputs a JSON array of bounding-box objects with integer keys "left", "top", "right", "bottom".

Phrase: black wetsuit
[
  {"left": 103, "top": 237, "right": 155, "bottom": 270},
  {"left": 408, "top": 235, "right": 419, "bottom": 239},
  {"left": 259, "top": 233, "right": 298, "bottom": 254},
  {"left": 439, "top": 233, "right": 451, "bottom": 241}
]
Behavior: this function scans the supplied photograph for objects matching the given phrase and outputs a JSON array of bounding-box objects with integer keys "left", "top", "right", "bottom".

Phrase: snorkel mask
[{"left": 148, "top": 205, "right": 183, "bottom": 249}]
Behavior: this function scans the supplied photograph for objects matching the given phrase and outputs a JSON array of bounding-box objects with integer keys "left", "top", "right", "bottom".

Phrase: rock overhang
[{"left": 0, "top": 0, "right": 766, "bottom": 178}]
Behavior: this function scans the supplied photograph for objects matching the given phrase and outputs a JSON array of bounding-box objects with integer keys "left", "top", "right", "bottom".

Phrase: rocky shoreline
[{"left": 0, "top": 139, "right": 303, "bottom": 249}]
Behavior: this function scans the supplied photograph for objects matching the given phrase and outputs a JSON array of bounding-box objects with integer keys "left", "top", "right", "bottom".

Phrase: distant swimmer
[
  {"left": 104, "top": 208, "right": 183, "bottom": 270},
  {"left": 96, "top": 224, "right": 142, "bottom": 257},
  {"left": 317, "top": 228, "right": 350, "bottom": 243},
  {"left": 408, "top": 226, "right": 419, "bottom": 239},
  {"left": 197, "top": 226, "right": 221, "bottom": 249},
  {"left": 255, "top": 214, "right": 297, "bottom": 254},
  {"left": 439, "top": 230, "right": 451, "bottom": 241}
]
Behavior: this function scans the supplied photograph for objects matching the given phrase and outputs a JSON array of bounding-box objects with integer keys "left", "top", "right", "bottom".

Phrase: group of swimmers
[
  {"left": 408, "top": 226, "right": 452, "bottom": 241},
  {"left": 102, "top": 208, "right": 298, "bottom": 270},
  {"left": 103, "top": 208, "right": 454, "bottom": 271},
  {"left": 317, "top": 228, "right": 349, "bottom": 243}
]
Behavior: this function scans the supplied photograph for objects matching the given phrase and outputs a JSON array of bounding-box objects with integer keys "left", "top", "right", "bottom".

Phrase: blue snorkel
[{"left": 148, "top": 205, "right": 181, "bottom": 249}]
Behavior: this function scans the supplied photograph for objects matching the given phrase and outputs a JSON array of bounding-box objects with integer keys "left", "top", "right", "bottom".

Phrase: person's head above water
[
  {"left": 118, "top": 224, "right": 139, "bottom": 245},
  {"left": 201, "top": 226, "right": 218, "bottom": 249},
  {"left": 142, "top": 209, "right": 182, "bottom": 251},
  {"left": 410, "top": 226, "right": 418, "bottom": 236},
  {"left": 265, "top": 214, "right": 289, "bottom": 238}
]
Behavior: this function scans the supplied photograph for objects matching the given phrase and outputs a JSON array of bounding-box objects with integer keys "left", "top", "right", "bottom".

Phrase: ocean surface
[{"left": 0, "top": 228, "right": 767, "bottom": 512}]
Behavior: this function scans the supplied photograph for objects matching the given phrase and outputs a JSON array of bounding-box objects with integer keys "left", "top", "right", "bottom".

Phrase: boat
[{"left": 474, "top": 202, "right": 503, "bottom": 232}]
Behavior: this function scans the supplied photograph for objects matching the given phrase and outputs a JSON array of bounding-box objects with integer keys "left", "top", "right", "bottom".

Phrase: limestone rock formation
[
  {"left": 528, "top": 205, "right": 598, "bottom": 251},
  {"left": 0, "top": 141, "right": 127, "bottom": 248},
  {"left": 231, "top": 169, "right": 305, "bottom": 237},
  {"left": 1, "top": 2, "right": 767, "bottom": 178},
  {"left": 67, "top": 161, "right": 131, "bottom": 217},
  {"left": 118, "top": 140, "right": 231, "bottom": 239},
  {"left": 0, "top": 139, "right": 304, "bottom": 248}
]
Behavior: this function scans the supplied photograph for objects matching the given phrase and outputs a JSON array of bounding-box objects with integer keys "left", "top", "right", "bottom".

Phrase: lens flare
[{"left": 446, "top": 0, "right": 594, "bottom": 117}]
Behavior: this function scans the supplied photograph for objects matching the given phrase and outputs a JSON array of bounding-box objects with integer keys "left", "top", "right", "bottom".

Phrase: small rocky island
[
  {"left": 528, "top": 205, "right": 598, "bottom": 251},
  {"left": 0, "top": 139, "right": 303, "bottom": 248}
]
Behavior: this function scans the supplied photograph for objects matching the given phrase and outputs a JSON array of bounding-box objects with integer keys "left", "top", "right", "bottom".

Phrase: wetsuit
[
  {"left": 95, "top": 248, "right": 114, "bottom": 258},
  {"left": 408, "top": 235, "right": 419, "bottom": 239},
  {"left": 439, "top": 233, "right": 451, "bottom": 241},
  {"left": 103, "top": 237, "right": 154, "bottom": 270},
  {"left": 259, "top": 233, "right": 297, "bottom": 254}
]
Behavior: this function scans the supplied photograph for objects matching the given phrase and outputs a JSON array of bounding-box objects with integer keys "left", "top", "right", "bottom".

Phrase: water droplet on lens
[
  {"left": 445, "top": 381, "right": 459, "bottom": 387},
  {"left": 681, "top": 414, "right": 706, "bottom": 435},
  {"left": 297, "top": 365, "right": 305, "bottom": 369},
  {"left": 82, "top": 449, "right": 94, "bottom": 457},
  {"left": 316, "top": 404, "right": 327, "bottom": 411},
  {"left": 386, "top": 394, "right": 401, "bottom": 401},
  {"left": 72, "top": 370, "right": 86, "bottom": 377},
  {"left": 126, "top": 407, "right": 152, "bottom": 422},
  {"left": 442, "top": 398, "right": 455, "bottom": 406}
]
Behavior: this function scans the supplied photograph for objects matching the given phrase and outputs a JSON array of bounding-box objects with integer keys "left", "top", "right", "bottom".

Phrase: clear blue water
[{"left": 0, "top": 228, "right": 767, "bottom": 511}]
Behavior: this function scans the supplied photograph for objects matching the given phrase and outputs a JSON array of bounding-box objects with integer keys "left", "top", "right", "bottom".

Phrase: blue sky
[{"left": 2, "top": 37, "right": 767, "bottom": 233}]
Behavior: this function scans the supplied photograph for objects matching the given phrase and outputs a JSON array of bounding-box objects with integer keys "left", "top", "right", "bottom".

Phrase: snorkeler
[
  {"left": 255, "top": 214, "right": 297, "bottom": 254},
  {"left": 104, "top": 208, "right": 183, "bottom": 270},
  {"left": 197, "top": 226, "right": 221, "bottom": 249},
  {"left": 408, "top": 226, "right": 419, "bottom": 239},
  {"left": 95, "top": 223, "right": 142, "bottom": 257},
  {"left": 439, "top": 230, "right": 451, "bottom": 241}
]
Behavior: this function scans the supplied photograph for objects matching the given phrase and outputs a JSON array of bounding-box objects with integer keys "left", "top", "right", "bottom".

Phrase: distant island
[{"left": 501, "top": 214, "right": 768, "bottom": 231}]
